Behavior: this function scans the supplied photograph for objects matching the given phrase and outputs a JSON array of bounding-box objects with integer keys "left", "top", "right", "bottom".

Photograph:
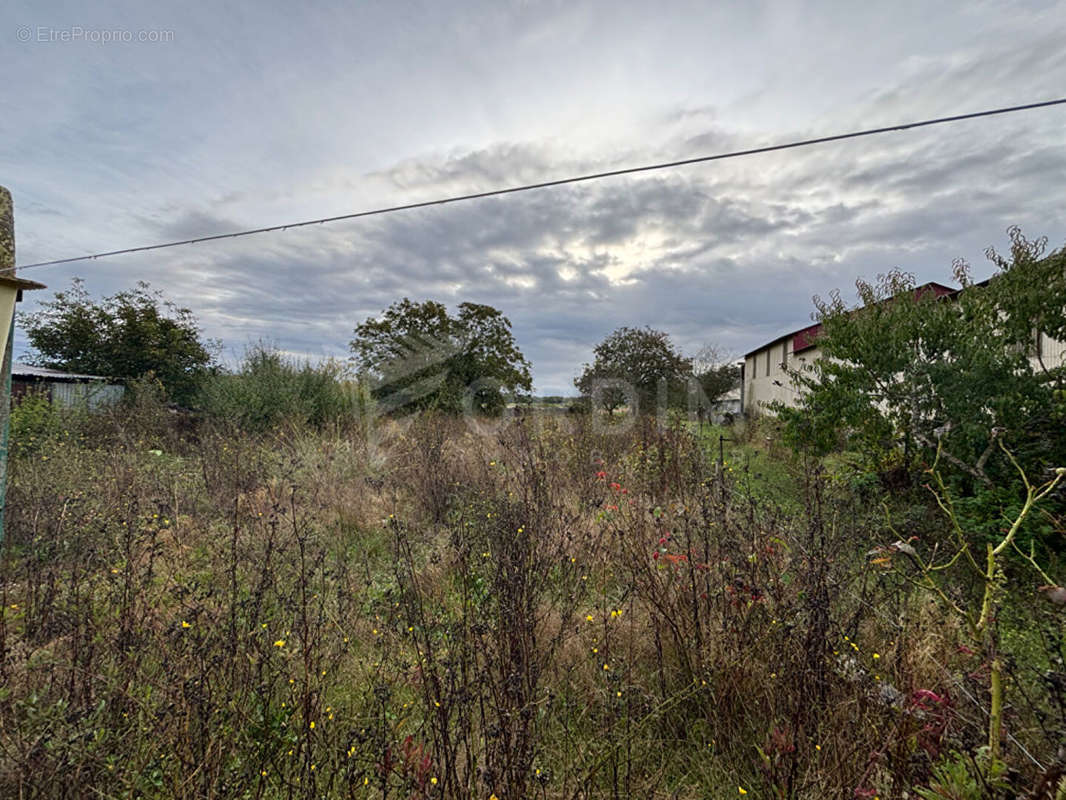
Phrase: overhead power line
[{"left": 8, "top": 97, "right": 1066, "bottom": 274}]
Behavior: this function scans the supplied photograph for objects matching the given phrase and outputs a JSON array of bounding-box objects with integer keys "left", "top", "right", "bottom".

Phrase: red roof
[
  {"left": 743, "top": 281, "right": 957, "bottom": 359},
  {"left": 791, "top": 322, "right": 822, "bottom": 354}
]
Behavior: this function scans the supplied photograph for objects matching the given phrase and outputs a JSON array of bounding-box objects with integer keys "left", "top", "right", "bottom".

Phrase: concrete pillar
[{"left": 0, "top": 186, "right": 14, "bottom": 542}]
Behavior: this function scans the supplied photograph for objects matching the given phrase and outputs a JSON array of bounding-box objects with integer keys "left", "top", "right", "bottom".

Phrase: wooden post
[{"left": 0, "top": 187, "right": 45, "bottom": 545}]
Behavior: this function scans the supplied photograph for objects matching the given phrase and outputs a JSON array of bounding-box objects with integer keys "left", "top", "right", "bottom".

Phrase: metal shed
[{"left": 12, "top": 363, "right": 124, "bottom": 410}]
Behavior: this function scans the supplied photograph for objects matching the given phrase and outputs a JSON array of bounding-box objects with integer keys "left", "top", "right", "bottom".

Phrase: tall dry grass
[{"left": 1, "top": 398, "right": 1063, "bottom": 799}]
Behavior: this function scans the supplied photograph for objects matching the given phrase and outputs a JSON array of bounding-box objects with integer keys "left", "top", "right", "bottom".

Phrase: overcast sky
[{"left": 5, "top": 0, "right": 1066, "bottom": 393}]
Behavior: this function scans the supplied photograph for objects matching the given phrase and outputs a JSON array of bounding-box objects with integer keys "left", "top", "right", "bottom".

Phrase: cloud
[{"left": 5, "top": 0, "right": 1066, "bottom": 394}]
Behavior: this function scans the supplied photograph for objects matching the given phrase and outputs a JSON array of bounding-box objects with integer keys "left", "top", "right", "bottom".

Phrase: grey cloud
[
  {"left": 149, "top": 209, "right": 245, "bottom": 242},
  {"left": 8, "top": 0, "right": 1066, "bottom": 394}
]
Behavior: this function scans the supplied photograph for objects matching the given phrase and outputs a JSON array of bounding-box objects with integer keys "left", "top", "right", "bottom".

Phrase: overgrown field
[{"left": 2, "top": 399, "right": 1064, "bottom": 799}]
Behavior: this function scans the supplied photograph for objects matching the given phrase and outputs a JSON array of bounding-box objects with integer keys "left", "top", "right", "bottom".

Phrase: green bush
[
  {"left": 10, "top": 390, "right": 59, "bottom": 450},
  {"left": 914, "top": 750, "right": 1012, "bottom": 800},
  {"left": 7, "top": 390, "right": 92, "bottom": 457},
  {"left": 199, "top": 345, "right": 368, "bottom": 432}
]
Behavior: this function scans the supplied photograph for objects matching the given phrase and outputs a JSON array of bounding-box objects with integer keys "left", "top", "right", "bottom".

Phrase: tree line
[
  {"left": 18, "top": 282, "right": 740, "bottom": 418},
  {"left": 17, "top": 227, "right": 1066, "bottom": 495}
]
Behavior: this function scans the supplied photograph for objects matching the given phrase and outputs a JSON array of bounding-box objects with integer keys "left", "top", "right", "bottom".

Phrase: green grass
[{"left": 689, "top": 419, "right": 806, "bottom": 512}]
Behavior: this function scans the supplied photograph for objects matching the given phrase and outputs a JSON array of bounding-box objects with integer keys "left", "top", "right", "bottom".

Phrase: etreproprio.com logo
[{"left": 17, "top": 25, "right": 175, "bottom": 43}]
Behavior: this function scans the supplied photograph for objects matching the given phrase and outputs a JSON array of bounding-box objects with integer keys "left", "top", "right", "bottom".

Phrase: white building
[
  {"left": 742, "top": 320, "right": 824, "bottom": 414},
  {"left": 742, "top": 281, "right": 1065, "bottom": 416}
]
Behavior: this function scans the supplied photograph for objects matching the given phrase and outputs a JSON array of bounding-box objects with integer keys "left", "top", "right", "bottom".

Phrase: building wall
[
  {"left": 51, "top": 381, "right": 124, "bottom": 410},
  {"left": 708, "top": 397, "right": 741, "bottom": 424},
  {"left": 743, "top": 339, "right": 821, "bottom": 414},
  {"left": 1036, "top": 333, "right": 1066, "bottom": 371},
  {"left": 13, "top": 379, "right": 124, "bottom": 410}
]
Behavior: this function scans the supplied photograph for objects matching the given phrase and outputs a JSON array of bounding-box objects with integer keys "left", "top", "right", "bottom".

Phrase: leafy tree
[
  {"left": 20, "top": 279, "right": 217, "bottom": 405},
  {"left": 777, "top": 228, "right": 1066, "bottom": 494},
  {"left": 778, "top": 231, "right": 1066, "bottom": 767},
  {"left": 574, "top": 326, "right": 693, "bottom": 415},
  {"left": 350, "top": 299, "right": 532, "bottom": 415}
]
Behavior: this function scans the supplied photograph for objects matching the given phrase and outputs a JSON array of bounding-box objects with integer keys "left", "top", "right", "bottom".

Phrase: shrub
[
  {"left": 200, "top": 344, "right": 367, "bottom": 432},
  {"left": 9, "top": 389, "right": 61, "bottom": 455}
]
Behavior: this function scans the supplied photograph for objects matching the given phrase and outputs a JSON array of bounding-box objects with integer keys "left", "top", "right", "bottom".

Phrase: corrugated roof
[{"left": 12, "top": 362, "right": 112, "bottom": 382}]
